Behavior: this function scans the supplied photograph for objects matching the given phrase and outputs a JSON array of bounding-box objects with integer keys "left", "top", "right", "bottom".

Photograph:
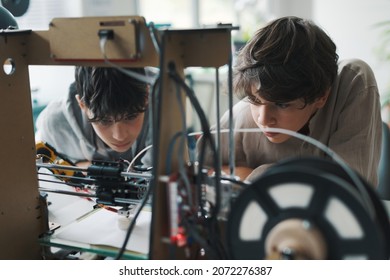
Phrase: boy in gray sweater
[{"left": 36, "top": 66, "right": 151, "bottom": 169}]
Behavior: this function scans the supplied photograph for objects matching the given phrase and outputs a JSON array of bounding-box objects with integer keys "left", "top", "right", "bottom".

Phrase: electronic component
[
  {"left": 37, "top": 158, "right": 150, "bottom": 210},
  {"left": 88, "top": 160, "right": 149, "bottom": 207}
]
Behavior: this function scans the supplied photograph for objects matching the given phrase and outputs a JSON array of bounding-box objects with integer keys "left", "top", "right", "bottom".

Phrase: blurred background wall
[{"left": 6, "top": 0, "right": 390, "bottom": 127}]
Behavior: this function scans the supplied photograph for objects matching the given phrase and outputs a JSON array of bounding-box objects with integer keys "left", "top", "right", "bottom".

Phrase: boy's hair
[
  {"left": 75, "top": 66, "right": 148, "bottom": 122},
  {"left": 233, "top": 16, "right": 339, "bottom": 105}
]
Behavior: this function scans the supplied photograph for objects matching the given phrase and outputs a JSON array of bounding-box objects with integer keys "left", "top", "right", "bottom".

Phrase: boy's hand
[{"left": 221, "top": 166, "right": 254, "bottom": 181}]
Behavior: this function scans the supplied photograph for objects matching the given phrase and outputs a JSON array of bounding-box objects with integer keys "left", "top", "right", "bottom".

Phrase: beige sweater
[{"left": 210, "top": 59, "right": 382, "bottom": 187}]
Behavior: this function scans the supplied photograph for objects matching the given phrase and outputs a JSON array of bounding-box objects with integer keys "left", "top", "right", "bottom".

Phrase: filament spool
[{"left": 227, "top": 157, "right": 390, "bottom": 260}]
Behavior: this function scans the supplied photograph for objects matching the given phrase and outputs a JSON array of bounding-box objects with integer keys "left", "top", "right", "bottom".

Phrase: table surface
[{"left": 38, "top": 170, "right": 151, "bottom": 259}]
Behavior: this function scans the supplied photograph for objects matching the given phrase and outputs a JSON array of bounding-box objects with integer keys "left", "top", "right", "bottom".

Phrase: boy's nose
[
  {"left": 257, "top": 105, "right": 276, "bottom": 127},
  {"left": 111, "top": 122, "right": 128, "bottom": 141}
]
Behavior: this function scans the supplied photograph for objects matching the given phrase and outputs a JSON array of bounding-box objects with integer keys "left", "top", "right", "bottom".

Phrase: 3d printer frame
[{"left": 0, "top": 16, "right": 233, "bottom": 259}]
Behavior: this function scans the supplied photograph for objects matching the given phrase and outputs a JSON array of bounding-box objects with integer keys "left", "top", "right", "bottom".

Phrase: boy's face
[
  {"left": 90, "top": 113, "right": 145, "bottom": 153},
  {"left": 249, "top": 85, "right": 329, "bottom": 144},
  {"left": 76, "top": 95, "right": 145, "bottom": 153}
]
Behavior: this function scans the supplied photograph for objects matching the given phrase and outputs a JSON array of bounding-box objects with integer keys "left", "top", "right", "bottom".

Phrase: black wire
[
  {"left": 168, "top": 63, "right": 228, "bottom": 259},
  {"left": 114, "top": 78, "right": 161, "bottom": 260},
  {"left": 114, "top": 181, "right": 153, "bottom": 259},
  {"left": 219, "top": 175, "right": 250, "bottom": 188},
  {"left": 165, "top": 131, "right": 183, "bottom": 174},
  {"left": 180, "top": 215, "right": 219, "bottom": 259},
  {"left": 174, "top": 79, "right": 194, "bottom": 209},
  {"left": 167, "top": 63, "right": 221, "bottom": 216},
  {"left": 112, "top": 78, "right": 160, "bottom": 260},
  {"left": 96, "top": 29, "right": 162, "bottom": 260}
]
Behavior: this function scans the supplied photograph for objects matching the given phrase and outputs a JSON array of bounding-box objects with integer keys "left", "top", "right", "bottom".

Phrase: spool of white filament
[{"left": 227, "top": 157, "right": 390, "bottom": 260}]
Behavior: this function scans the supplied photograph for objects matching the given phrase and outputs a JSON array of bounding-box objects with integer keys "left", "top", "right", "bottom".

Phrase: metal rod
[
  {"left": 38, "top": 178, "right": 83, "bottom": 187},
  {"left": 37, "top": 172, "right": 95, "bottom": 183},
  {"left": 36, "top": 162, "right": 87, "bottom": 172},
  {"left": 38, "top": 187, "right": 96, "bottom": 198},
  {"left": 37, "top": 162, "right": 153, "bottom": 179},
  {"left": 121, "top": 171, "right": 153, "bottom": 179},
  {"left": 39, "top": 187, "right": 144, "bottom": 205}
]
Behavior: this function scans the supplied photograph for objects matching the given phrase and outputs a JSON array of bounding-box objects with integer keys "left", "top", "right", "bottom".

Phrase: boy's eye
[
  {"left": 98, "top": 119, "right": 114, "bottom": 126},
  {"left": 275, "top": 102, "right": 290, "bottom": 109},
  {"left": 248, "top": 95, "right": 261, "bottom": 105},
  {"left": 124, "top": 114, "right": 138, "bottom": 121},
  {"left": 247, "top": 94, "right": 293, "bottom": 109}
]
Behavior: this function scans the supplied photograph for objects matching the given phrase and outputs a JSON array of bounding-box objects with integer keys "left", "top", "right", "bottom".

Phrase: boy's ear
[
  {"left": 315, "top": 89, "right": 330, "bottom": 109},
  {"left": 75, "top": 94, "right": 86, "bottom": 111}
]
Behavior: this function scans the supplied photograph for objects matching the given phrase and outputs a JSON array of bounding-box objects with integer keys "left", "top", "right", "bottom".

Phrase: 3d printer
[{"left": 1, "top": 13, "right": 389, "bottom": 260}]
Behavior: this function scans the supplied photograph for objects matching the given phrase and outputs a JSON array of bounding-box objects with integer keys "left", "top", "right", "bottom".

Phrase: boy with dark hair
[
  {"left": 214, "top": 16, "right": 382, "bottom": 186},
  {"left": 35, "top": 66, "right": 151, "bottom": 168}
]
